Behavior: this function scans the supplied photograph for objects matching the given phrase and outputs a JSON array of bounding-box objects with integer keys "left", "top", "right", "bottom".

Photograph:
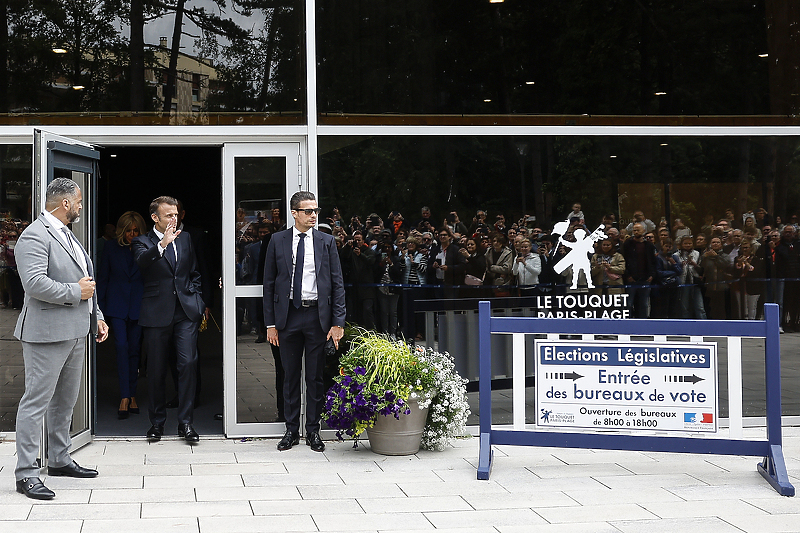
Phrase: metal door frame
[
  {"left": 221, "top": 141, "right": 307, "bottom": 437},
  {"left": 33, "top": 129, "right": 100, "bottom": 454}
]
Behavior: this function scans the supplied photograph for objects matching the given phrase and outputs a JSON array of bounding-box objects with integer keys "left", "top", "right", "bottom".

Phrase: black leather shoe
[
  {"left": 306, "top": 431, "right": 325, "bottom": 452},
  {"left": 16, "top": 477, "right": 55, "bottom": 500},
  {"left": 277, "top": 429, "right": 299, "bottom": 451},
  {"left": 178, "top": 423, "right": 200, "bottom": 443},
  {"left": 48, "top": 460, "right": 98, "bottom": 478},
  {"left": 147, "top": 424, "right": 164, "bottom": 441}
]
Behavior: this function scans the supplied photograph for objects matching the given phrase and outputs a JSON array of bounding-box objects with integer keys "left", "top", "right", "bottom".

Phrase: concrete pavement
[{"left": 1, "top": 426, "right": 798, "bottom": 532}]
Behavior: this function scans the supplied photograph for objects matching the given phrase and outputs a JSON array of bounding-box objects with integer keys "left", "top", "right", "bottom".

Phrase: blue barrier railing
[{"left": 477, "top": 301, "right": 795, "bottom": 496}]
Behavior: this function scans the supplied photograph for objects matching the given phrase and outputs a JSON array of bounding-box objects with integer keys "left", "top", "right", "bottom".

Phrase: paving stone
[
  {"left": 535, "top": 503, "right": 658, "bottom": 524},
  {"left": 198, "top": 515, "right": 317, "bottom": 532},
  {"left": 424, "top": 508, "right": 548, "bottom": 528},
  {"left": 0, "top": 521, "right": 83, "bottom": 533},
  {"left": 80, "top": 518, "right": 199, "bottom": 533},
  {"left": 27, "top": 503, "right": 140, "bottom": 521},
  {"left": 313, "top": 512, "right": 433, "bottom": 531},
  {"left": 251, "top": 497, "right": 362, "bottom": 516},
  {"left": 89, "top": 487, "right": 196, "bottom": 503},
  {"left": 142, "top": 500, "right": 253, "bottom": 517}
]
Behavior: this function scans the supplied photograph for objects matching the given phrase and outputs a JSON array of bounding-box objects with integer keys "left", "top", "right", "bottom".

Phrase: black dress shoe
[
  {"left": 147, "top": 424, "right": 164, "bottom": 441},
  {"left": 277, "top": 429, "right": 299, "bottom": 451},
  {"left": 178, "top": 423, "right": 200, "bottom": 443},
  {"left": 16, "top": 477, "right": 55, "bottom": 500},
  {"left": 306, "top": 431, "right": 325, "bottom": 452},
  {"left": 165, "top": 396, "right": 179, "bottom": 409},
  {"left": 48, "top": 460, "right": 98, "bottom": 478}
]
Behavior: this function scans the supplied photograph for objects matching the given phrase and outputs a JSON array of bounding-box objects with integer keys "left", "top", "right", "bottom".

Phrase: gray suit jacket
[{"left": 13, "top": 215, "right": 104, "bottom": 343}]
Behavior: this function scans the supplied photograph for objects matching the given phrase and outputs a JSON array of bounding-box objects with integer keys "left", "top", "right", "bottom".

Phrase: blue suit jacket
[
  {"left": 131, "top": 229, "right": 204, "bottom": 327},
  {"left": 97, "top": 239, "right": 143, "bottom": 321},
  {"left": 263, "top": 228, "right": 346, "bottom": 332}
]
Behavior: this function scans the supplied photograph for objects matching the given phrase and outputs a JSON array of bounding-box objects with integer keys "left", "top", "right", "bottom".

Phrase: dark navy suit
[
  {"left": 97, "top": 239, "right": 144, "bottom": 400},
  {"left": 263, "top": 228, "right": 345, "bottom": 434},
  {"left": 132, "top": 230, "right": 204, "bottom": 428}
]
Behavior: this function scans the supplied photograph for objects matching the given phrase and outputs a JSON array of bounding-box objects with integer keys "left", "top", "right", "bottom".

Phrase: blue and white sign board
[{"left": 535, "top": 341, "right": 718, "bottom": 433}]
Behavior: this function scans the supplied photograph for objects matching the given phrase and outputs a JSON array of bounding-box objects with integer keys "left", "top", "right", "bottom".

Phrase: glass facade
[
  {"left": 0, "top": 1, "right": 305, "bottom": 120},
  {"left": 317, "top": 1, "right": 773, "bottom": 116},
  {"left": 2, "top": 1, "right": 800, "bottom": 435},
  {"left": 0, "top": 2, "right": 798, "bottom": 120},
  {"left": 0, "top": 146, "right": 32, "bottom": 432}
]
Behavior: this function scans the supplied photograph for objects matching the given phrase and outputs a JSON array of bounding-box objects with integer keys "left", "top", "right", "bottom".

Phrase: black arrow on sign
[
  {"left": 665, "top": 374, "right": 705, "bottom": 384},
  {"left": 564, "top": 372, "right": 583, "bottom": 381}
]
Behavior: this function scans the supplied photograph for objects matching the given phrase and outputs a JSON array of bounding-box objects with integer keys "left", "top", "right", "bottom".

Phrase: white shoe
[{"left": 779, "top": 327, "right": 785, "bottom": 334}]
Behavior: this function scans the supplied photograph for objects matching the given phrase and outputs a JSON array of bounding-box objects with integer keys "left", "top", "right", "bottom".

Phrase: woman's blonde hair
[{"left": 116, "top": 211, "right": 147, "bottom": 246}]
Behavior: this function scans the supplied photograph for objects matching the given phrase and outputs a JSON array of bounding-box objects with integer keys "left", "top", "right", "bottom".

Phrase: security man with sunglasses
[{"left": 263, "top": 191, "right": 346, "bottom": 452}]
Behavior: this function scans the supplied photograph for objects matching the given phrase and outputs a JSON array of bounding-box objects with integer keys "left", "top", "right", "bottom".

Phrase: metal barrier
[{"left": 477, "top": 301, "right": 795, "bottom": 496}]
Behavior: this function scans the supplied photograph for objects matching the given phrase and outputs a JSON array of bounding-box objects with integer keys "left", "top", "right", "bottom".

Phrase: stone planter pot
[{"left": 366, "top": 400, "right": 429, "bottom": 455}]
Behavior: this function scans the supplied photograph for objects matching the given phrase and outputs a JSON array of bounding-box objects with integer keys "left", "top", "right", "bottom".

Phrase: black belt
[{"left": 300, "top": 299, "right": 318, "bottom": 307}]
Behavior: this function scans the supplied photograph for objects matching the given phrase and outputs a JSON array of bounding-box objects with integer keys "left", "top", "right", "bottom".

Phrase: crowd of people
[{"left": 236, "top": 203, "right": 800, "bottom": 337}]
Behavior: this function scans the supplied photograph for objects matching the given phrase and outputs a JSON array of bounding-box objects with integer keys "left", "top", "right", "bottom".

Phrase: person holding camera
[
  {"left": 431, "top": 227, "right": 466, "bottom": 298},
  {"left": 340, "top": 231, "right": 377, "bottom": 329},
  {"left": 375, "top": 240, "right": 403, "bottom": 336},
  {"left": 732, "top": 240, "right": 764, "bottom": 320}
]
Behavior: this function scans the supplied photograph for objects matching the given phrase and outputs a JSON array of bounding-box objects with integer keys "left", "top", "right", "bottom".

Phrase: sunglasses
[{"left": 293, "top": 208, "right": 321, "bottom": 215}]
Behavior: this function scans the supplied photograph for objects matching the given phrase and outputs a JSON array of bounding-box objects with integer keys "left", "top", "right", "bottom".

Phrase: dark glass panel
[{"left": 317, "top": 1, "right": 780, "bottom": 116}]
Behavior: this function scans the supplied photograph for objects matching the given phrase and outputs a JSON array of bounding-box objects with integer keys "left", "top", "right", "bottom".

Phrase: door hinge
[{"left": 297, "top": 153, "right": 302, "bottom": 188}]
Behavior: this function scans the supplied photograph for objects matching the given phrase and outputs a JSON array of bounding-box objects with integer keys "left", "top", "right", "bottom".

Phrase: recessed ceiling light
[
  {"left": 52, "top": 48, "right": 67, "bottom": 54},
  {"left": 759, "top": 53, "right": 768, "bottom": 58},
  {"left": 72, "top": 85, "right": 85, "bottom": 90},
  {"left": 660, "top": 143, "right": 668, "bottom": 146},
  {"left": 525, "top": 81, "right": 535, "bottom": 85},
  {"left": 610, "top": 155, "right": 617, "bottom": 158},
  {"left": 484, "top": 99, "right": 491, "bottom": 102},
  {"left": 655, "top": 92, "right": 666, "bottom": 96}
]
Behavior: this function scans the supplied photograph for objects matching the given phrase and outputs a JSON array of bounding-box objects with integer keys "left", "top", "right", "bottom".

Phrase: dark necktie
[
  {"left": 293, "top": 233, "right": 305, "bottom": 308},
  {"left": 165, "top": 241, "right": 176, "bottom": 268}
]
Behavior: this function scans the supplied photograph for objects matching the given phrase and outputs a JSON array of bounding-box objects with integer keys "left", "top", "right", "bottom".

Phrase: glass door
[
  {"left": 222, "top": 142, "right": 304, "bottom": 437},
  {"left": 33, "top": 129, "right": 100, "bottom": 453}
]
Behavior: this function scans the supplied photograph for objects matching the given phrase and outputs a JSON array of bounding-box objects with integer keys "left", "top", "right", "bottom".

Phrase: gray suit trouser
[{"left": 15, "top": 336, "right": 86, "bottom": 480}]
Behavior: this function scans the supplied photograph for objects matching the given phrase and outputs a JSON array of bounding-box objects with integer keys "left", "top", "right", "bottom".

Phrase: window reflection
[
  {"left": 0, "top": 145, "right": 31, "bottom": 433},
  {"left": 319, "top": 134, "right": 800, "bottom": 419}
]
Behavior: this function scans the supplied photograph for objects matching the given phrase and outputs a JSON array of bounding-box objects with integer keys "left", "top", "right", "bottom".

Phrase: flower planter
[{"left": 366, "top": 400, "right": 429, "bottom": 455}]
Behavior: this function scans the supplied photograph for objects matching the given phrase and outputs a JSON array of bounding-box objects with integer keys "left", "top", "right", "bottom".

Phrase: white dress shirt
[
  {"left": 42, "top": 210, "right": 88, "bottom": 276},
  {"left": 291, "top": 226, "right": 317, "bottom": 301}
]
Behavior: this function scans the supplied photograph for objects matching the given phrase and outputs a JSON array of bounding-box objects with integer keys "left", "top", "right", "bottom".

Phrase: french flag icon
[{"left": 684, "top": 413, "right": 714, "bottom": 423}]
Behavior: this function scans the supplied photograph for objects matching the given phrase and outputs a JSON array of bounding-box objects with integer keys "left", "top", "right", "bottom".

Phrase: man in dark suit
[
  {"left": 132, "top": 196, "right": 205, "bottom": 443},
  {"left": 431, "top": 226, "right": 467, "bottom": 299},
  {"left": 263, "top": 191, "right": 346, "bottom": 452},
  {"left": 14, "top": 178, "right": 109, "bottom": 500}
]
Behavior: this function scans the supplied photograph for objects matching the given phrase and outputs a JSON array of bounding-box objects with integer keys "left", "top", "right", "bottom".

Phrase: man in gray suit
[{"left": 14, "top": 178, "right": 109, "bottom": 500}]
